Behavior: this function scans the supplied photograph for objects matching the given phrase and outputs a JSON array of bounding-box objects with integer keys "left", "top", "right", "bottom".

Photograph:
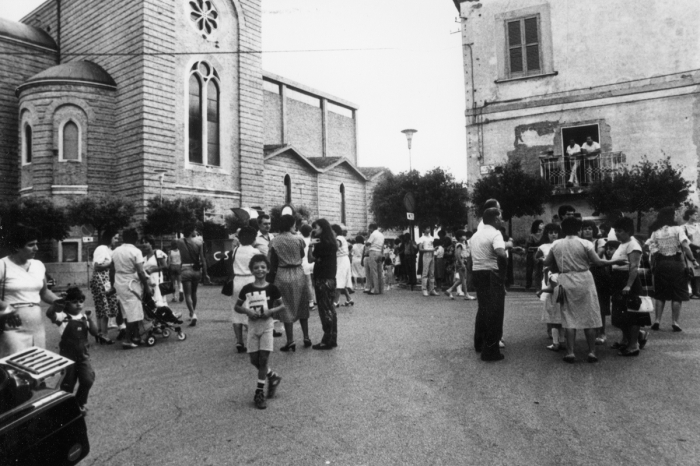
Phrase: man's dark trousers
[{"left": 473, "top": 270, "right": 505, "bottom": 359}]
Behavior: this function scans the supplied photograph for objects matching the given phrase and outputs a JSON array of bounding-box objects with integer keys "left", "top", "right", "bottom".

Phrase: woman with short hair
[
  {"left": 609, "top": 217, "right": 650, "bottom": 356},
  {"left": 544, "top": 217, "right": 621, "bottom": 363},
  {"left": 351, "top": 235, "right": 366, "bottom": 290},
  {"left": 332, "top": 224, "right": 353, "bottom": 307},
  {"left": 269, "top": 215, "right": 310, "bottom": 351},
  {"left": 647, "top": 207, "right": 697, "bottom": 332},
  {"left": 0, "top": 225, "right": 64, "bottom": 356},
  {"left": 112, "top": 228, "right": 151, "bottom": 348}
]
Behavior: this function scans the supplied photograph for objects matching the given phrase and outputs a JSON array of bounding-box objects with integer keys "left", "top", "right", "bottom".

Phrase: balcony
[{"left": 539, "top": 151, "right": 626, "bottom": 194}]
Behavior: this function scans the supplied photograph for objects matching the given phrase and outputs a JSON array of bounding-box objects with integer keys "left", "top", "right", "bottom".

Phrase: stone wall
[
  {"left": 327, "top": 110, "right": 356, "bottom": 164},
  {"left": 0, "top": 37, "right": 56, "bottom": 203},
  {"left": 263, "top": 151, "right": 319, "bottom": 215},
  {"left": 317, "top": 163, "right": 367, "bottom": 234},
  {"left": 286, "top": 98, "right": 323, "bottom": 158}
]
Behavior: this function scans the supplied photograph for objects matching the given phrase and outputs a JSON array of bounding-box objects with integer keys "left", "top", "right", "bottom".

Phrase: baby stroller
[{"left": 129, "top": 280, "right": 187, "bottom": 346}]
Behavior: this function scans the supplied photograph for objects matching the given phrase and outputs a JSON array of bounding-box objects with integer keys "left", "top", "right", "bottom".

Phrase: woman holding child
[{"left": 544, "top": 217, "right": 622, "bottom": 363}]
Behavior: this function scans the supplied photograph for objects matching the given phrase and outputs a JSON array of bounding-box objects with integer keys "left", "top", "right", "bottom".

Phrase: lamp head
[{"left": 401, "top": 129, "right": 418, "bottom": 149}]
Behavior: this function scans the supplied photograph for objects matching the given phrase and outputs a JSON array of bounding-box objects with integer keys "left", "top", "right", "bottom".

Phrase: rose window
[{"left": 190, "top": 0, "right": 219, "bottom": 36}]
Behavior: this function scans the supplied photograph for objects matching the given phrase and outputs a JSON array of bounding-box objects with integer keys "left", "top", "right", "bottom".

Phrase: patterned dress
[
  {"left": 89, "top": 245, "right": 119, "bottom": 319},
  {"left": 269, "top": 232, "right": 309, "bottom": 323}
]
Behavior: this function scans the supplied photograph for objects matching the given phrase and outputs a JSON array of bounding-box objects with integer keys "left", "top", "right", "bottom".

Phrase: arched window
[
  {"left": 284, "top": 175, "right": 292, "bottom": 204},
  {"left": 23, "top": 124, "right": 32, "bottom": 165},
  {"left": 188, "top": 61, "right": 220, "bottom": 166},
  {"left": 61, "top": 121, "right": 80, "bottom": 161},
  {"left": 340, "top": 183, "right": 346, "bottom": 225}
]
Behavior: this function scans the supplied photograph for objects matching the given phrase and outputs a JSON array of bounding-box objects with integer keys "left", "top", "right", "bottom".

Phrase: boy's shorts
[{"left": 247, "top": 327, "right": 274, "bottom": 353}]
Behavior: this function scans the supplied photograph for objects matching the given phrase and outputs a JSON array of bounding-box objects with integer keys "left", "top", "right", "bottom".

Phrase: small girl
[
  {"left": 46, "top": 286, "right": 98, "bottom": 413},
  {"left": 534, "top": 223, "right": 563, "bottom": 351}
]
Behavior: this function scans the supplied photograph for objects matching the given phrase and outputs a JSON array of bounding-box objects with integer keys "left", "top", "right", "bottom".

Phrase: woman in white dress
[
  {"left": 332, "top": 224, "right": 353, "bottom": 307},
  {"left": 112, "top": 228, "right": 151, "bottom": 349},
  {"left": 534, "top": 223, "right": 562, "bottom": 351},
  {"left": 0, "top": 225, "right": 64, "bottom": 357}
]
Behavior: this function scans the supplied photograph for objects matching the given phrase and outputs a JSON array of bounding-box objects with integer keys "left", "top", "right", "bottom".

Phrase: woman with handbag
[
  {"left": 0, "top": 225, "right": 65, "bottom": 357},
  {"left": 227, "top": 227, "right": 260, "bottom": 353},
  {"left": 647, "top": 207, "right": 697, "bottom": 332},
  {"left": 88, "top": 230, "right": 120, "bottom": 344},
  {"left": 609, "top": 217, "right": 651, "bottom": 356}
]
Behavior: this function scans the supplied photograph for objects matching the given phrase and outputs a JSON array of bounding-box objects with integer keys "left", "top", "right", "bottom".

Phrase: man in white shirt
[
  {"left": 581, "top": 136, "right": 601, "bottom": 185},
  {"left": 254, "top": 214, "right": 274, "bottom": 255},
  {"left": 417, "top": 227, "right": 438, "bottom": 296},
  {"left": 565, "top": 139, "right": 582, "bottom": 186},
  {"left": 365, "top": 223, "right": 385, "bottom": 294},
  {"left": 470, "top": 208, "right": 508, "bottom": 362}
]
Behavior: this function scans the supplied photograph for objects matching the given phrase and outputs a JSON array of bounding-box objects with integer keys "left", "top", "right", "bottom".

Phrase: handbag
[
  {"left": 158, "top": 280, "right": 175, "bottom": 296},
  {"left": 626, "top": 274, "right": 653, "bottom": 313},
  {"left": 221, "top": 247, "right": 239, "bottom": 297}
]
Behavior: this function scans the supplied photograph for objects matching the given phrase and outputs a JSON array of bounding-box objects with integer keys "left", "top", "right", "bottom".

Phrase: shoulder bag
[
  {"left": 156, "top": 251, "right": 175, "bottom": 296},
  {"left": 221, "top": 247, "right": 239, "bottom": 297}
]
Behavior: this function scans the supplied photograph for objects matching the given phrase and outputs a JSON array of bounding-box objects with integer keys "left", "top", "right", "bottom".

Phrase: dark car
[{"left": 0, "top": 349, "right": 89, "bottom": 465}]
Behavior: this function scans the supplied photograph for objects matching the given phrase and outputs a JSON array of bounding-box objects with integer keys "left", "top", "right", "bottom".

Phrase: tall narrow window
[
  {"left": 507, "top": 16, "right": 541, "bottom": 77},
  {"left": 340, "top": 184, "right": 346, "bottom": 225},
  {"left": 188, "top": 74, "right": 203, "bottom": 164},
  {"left": 63, "top": 121, "right": 79, "bottom": 161},
  {"left": 207, "top": 80, "right": 220, "bottom": 166},
  {"left": 188, "top": 61, "right": 221, "bottom": 166},
  {"left": 284, "top": 175, "right": 292, "bottom": 204},
  {"left": 23, "top": 124, "right": 32, "bottom": 164}
]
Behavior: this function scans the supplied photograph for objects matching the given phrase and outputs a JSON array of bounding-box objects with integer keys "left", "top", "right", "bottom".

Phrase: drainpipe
[{"left": 56, "top": 0, "right": 62, "bottom": 63}]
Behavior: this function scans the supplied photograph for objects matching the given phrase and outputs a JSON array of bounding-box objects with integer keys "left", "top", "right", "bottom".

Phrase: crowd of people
[{"left": 0, "top": 200, "right": 697, "bottom": 410}]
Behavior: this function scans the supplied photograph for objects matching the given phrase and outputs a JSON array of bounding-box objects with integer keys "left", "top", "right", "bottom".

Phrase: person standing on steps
[{"left": 176, "top": 224, "right": 209, "bottom": 327}]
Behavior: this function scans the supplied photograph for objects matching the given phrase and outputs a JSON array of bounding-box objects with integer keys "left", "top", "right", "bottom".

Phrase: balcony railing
[{"left": 539, "top": 151, "right": 626, "bottom": 193}]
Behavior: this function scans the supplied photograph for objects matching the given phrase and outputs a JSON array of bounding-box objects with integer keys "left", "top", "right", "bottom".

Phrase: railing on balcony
[{"left": 539, "top": 151, "right": 626, "bottom": 192}]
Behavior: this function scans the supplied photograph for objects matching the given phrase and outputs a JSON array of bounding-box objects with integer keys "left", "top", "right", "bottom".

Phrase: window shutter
[
  {"left": 524, "top": 17, "right": 541, "bottom": 71},
  {"left": 507, "top": 20, "right": 523, "bottom": 73},
  {"left": 63, "top": 122, "right": 79, "bottom": 160}
]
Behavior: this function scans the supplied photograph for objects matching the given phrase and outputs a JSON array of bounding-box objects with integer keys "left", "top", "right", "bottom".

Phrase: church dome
[
  {"left": 17, "top": 61, "right": 117, "bottom": 94},
  {"left": 0, "top": 17, "right": 57, "bottom": 51}
]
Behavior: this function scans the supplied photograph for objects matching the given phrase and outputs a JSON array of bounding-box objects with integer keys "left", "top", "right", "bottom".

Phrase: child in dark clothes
[{"left": 47, "top": 286, "right": 98, "bottom": 413}]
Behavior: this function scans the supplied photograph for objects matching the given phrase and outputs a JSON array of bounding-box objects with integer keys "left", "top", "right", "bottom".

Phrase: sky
[{"left": 2, "top": 0, "right": 468, "bottom": 180}]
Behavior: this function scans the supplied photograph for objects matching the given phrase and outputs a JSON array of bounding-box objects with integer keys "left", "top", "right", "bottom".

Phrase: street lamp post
[{"left": 401, "top": 129, "right": 417, "bottom": 172}]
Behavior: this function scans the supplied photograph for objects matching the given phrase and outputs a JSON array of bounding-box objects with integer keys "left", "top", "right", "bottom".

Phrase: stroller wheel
[
  {"left": 146, "top": 335, "right": 157, "bottom": 347},
  {"left": 177, "top": 332, "right": 187, "bottom": 341},
  {"left": 162, "top": 329, "right": 171, "bottom": 338}
]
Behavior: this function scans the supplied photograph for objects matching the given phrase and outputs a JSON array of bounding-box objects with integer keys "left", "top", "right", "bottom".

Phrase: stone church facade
[{"left": 0, "top": 0, "right": 385, "bottom": 265}]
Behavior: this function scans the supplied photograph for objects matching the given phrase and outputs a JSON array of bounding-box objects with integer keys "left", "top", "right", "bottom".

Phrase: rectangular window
[
  {"left": 61, "top": 242, "right": 79, "bottom": 263},
  {"left": 24, "top": 125, "right": 32, "bottom": 164},
  {"left": 506, "top": 16, "right": 541, "bottom": 78}
]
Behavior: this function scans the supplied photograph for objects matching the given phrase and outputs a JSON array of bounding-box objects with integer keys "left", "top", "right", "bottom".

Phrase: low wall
[{"left": 45, "top": 262, "right": 92, "bottom": 289}]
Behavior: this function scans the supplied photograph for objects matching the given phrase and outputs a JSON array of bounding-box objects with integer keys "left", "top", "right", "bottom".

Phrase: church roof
[
  {"left": 307, "top": 157, "right": 342, "bottom": 169},
  {"left": 18, "top": 61, "right": 117, "bottom": 94},
  {"left": 264, "top": 145, "right": 369, "bottom": 181},
  {"left": 358, "top": 167, "right": 389, "bottom": 179},
  {"left": 0, "top": 17, "right": 57, "bottom": 51}
]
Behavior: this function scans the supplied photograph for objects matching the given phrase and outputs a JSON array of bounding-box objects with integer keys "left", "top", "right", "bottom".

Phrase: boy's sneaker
[
  {"left": 267, "top": 373, "right": 282, "bottom": 398},
  {"left": 254, "top": 390, "right": 267, "bottom": 409}
]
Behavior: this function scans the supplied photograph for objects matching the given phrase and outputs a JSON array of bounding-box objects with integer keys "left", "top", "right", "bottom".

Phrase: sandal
[
  {"left": 610, "top": 342, "right": 627, "bottom": 350},
  {"left": 619, "top": 348, "right": 640, "bottom": 357},
  {"left": 595, "top": 336, "right": 606, "bottom": 346},
  {"left": 586, "top": 354, "right": 598, "bottom": 363},
  {"left": 562, "top": 355, "right": 576, "bottom": 364},
  {"left": 546, "top": 344, "right": 561, "bottom": 352}
]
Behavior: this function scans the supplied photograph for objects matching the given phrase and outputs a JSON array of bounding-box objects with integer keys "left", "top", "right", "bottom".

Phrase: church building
[{"left": 0, "top": 0, "right": 386, "bottom": 266}]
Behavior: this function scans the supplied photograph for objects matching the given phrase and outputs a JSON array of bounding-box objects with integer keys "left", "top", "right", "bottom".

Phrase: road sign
[
  {"left": 407, "top": 213, "right": 415, "bottom": 221},
  {"left": 403, "top": 192, "right": 416, "bottom": 213},
  {"left": 82, "top": 237, "right": 94, "bottom": 243}
]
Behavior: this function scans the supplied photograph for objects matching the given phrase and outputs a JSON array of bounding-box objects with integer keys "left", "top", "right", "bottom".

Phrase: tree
[
  {"left": 0, "top": 198, "right": 71, "bottom": 247},
  {"left": 471, "top": 160, "right": 552, "bottom": 234},
  {"left": 586, "top": 156, "right": 690, "bottom": 231},
  {"left": 269, "top": 204, "right": 312, "bottom": 232},
  {"left": 141, "top": 196, "right": 214, "bottom": 237},
  {"left": 66, "top": 195, "right": 136, "bottom": 240},
  {"left": 370, "top": 168, "right": 470, "bottom": 231}
]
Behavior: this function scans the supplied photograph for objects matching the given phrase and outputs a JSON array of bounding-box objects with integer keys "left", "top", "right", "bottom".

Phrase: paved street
[{"left": 46, "top": 286, "right": 700, "bottom": 466}]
